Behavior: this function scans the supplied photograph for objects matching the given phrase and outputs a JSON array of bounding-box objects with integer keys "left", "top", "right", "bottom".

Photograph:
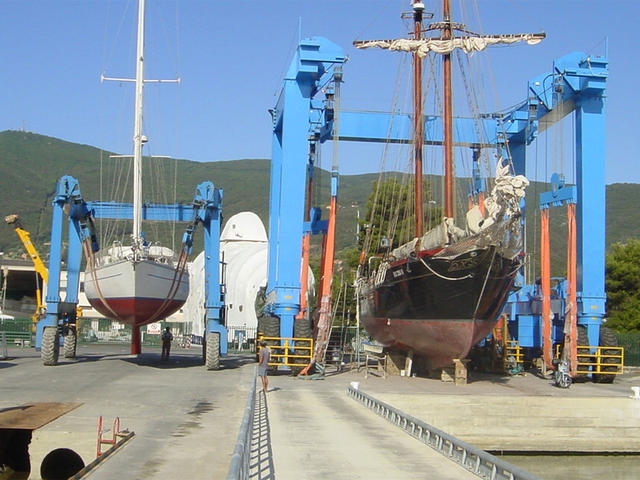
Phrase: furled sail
[{"left": 355, "top": 33, "right": 545, "bottom": 57}]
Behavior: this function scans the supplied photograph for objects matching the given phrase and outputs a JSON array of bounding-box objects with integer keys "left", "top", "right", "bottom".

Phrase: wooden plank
[{"left": 0, "top": 402, "right": 82, "bottom": 429}]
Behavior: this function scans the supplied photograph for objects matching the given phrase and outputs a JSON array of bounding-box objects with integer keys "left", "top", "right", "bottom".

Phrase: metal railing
[
  {"left": 257, "top": 336, "right": 313, "bottom": 367},
  {"left": 1, "top": 331, "right": 7, "bottom": 359},
  {"left": 347, "top": 387, "right": 541, "bottom": 480},
  {"left": 227, "top": 367, "right": 258, "bottom": 480},
  {"left": 554, "top": 344, "right": 625, "bottom": 374}
]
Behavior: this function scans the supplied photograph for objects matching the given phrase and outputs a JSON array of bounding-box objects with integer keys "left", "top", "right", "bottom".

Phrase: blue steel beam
[
  {"left": 192, "top": 182, "right": 227, "bottom": 354},
  {"left": 40, "top": 176, "right": 93, "bottom": 347},
  {"left": 87, "top": 202, "right": 196, "bottom": 222},
  {"left": 504, "top": 51, "right": 608, "bottom": 352},
  {"left": 267, "top": 37, "right": 345, "bottom": 339}
]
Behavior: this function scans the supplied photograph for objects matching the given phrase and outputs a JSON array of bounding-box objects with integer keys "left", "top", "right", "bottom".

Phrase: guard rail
[
  {"left": 227, "top": 367, "right": 258, "bottom": 480},
  {"left": 347, "top": 386, "right": 541, "bottom": 480}
]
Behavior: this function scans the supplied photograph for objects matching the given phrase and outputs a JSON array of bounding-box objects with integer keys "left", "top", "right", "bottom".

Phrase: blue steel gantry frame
[
  {"left": 505, "top": 52, "right": 608, "bottom": 352},
  {"left": 39, "top": 175, "right": 226, "bottom": 355},
  {"left": 267, "top": 36, "right": 607, "bottom": 359},
  {"left": 265, "top": 37, "right": 346, "bottom": 339}
]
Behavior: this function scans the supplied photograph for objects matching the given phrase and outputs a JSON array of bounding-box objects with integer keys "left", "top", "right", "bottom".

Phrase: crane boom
[
  {"left": 5, "top": 214, "right": 49, "bottom": 322},
  {"left": 5, "top": 214, "right": 48, "bottom": 284}
]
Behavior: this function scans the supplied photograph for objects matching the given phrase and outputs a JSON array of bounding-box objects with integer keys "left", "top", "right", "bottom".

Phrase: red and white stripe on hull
[
  {"left": 87, "top": 297, "right": 186, "bottom": 327},
  {"left": 85, "top": 258, "right": 189, "bottom": 326}
]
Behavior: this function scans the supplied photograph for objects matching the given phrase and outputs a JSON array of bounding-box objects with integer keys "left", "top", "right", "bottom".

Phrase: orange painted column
[
  {"left": 313, "top": 194, "right": 338, "bottom": 364},
  {"left": 566, "top": 203, "right": 578, "bottom": 376},
  {"left": 297, "top": 233, "right": 311, "bottom": 320},
  {"left": 540, "top": 208, "right": 552, "bottom": 369}
]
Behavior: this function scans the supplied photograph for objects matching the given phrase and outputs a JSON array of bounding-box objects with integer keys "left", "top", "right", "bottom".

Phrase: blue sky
[{"left": 1, "top": 0, "right": 638, "bottom": 184}]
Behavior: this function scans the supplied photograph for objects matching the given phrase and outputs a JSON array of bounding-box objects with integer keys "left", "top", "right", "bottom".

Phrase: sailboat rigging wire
[
  {"left": 472, "top": 248, "right": 497, "bottom": 318},
  {"left": 361, "top": 56, "right": 409, "bottom": 261},
  {"left": 82, "top": 239, "right": 121, "bottom": 321}
]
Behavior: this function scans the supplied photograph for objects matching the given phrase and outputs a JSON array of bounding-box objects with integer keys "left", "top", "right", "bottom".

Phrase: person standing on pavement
[
  {"left": 258, "top": 341, "right": 271, "bottom": 392},
  {"left": 161, "top": 327, "right": 173, "bottom": 360}
]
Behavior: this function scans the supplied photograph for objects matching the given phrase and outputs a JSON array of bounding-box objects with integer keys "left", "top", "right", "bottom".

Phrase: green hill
[{"left": 1, "top": 130, "right": 638, "bottom": 268}]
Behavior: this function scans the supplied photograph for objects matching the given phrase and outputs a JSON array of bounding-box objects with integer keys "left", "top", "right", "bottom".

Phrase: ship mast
[
  {"left": 132, "top": 0, "right": 146, "bottom": 246},
  {"left": 442, "top": 0, "right": 454, "bottom": 219},
  {"left": 412, "top": 1, "right": 424, "bottom": 237},
  {"left": 354, "top": 0, "right": 545, "bottom": 231}
]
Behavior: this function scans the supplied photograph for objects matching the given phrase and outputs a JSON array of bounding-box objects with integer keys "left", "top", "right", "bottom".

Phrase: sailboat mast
[
  {"left": 413, "top": 1, "right": 424, "bottom": 238},
  {"left": 132, "top": 0, "right": 146, "bottom": 244},
  {"left": 442, "top": 0, "right": 454, "bottom": 218}
]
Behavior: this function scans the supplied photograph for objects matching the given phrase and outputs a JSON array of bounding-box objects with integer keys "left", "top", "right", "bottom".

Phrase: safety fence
[
  {"left": 257, "top": 335, "right": 313, "bottom": 367},
  {"left": 227, "top": 367, "right": 258, "bottom": 480},
  {"left": 554, "top": 344, "right": 625, "bottom": 374},
  {"left": 347, "top": 386, "right": 541, "bottom": 480},
  {"left": 617, "top": 332, "right": 640, "bottom": 366}
]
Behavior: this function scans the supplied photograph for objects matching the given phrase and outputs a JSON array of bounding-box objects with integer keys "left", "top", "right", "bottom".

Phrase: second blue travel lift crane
[
  {"left": 38, "top": 176, "right": 227, "bottom": 370},
  {"left": 264, "top": 35, "right": 613, "bottom": 382}
]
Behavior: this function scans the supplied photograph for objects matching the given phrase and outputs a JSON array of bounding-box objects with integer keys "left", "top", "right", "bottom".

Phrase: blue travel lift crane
[
  {"left": 502, "top": 52, "right": 620, "bottom": 387},
  {"left": 264, "top": 35, "right": 615, "bottom": 382},
  {"left": 38, "top": 175, "right": 226, "bottom": 370}
]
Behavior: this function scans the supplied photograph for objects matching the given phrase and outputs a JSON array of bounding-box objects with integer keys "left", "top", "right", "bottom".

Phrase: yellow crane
[{"left": 4, "top": 214, "right": 49, "bottom": 325}]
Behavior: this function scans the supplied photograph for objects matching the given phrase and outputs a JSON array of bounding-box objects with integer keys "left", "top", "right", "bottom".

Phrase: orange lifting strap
[
  {"left": 566, "top": 203, "right": 578, "bottom": 376},
  {"left": 540, "top": 208, "right": 552, "bottom": 369}
]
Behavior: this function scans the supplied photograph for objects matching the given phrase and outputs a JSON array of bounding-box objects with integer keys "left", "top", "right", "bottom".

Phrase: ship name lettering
[{"left": 448, "top": 257, "right": 477, "bottom": 272}]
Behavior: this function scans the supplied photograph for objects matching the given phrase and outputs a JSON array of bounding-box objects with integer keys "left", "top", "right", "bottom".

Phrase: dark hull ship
[
  {"left": 359, "top": 224, "right": 522, "bottom": 368},
  {"left": 356, "top": 0, "right": 539, "bottom": 369}
]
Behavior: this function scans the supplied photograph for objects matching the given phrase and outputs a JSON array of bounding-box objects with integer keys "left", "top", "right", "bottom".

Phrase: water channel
[{"left": 498, "top": 453, "right": 640, "bottom": 479}]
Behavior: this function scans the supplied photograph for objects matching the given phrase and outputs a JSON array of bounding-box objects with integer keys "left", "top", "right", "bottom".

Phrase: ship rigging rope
[
  {"left": 360, "top": 56, "right": 409, "bottom": 262},
  {"left": 472, "top": 248, "right": 497, "bottom": 318},
  {"left": 82, "top": 238, "right": 122, "bottom": 322},
  {"left": 418, "top": 256, "right": 472, "bottom": 281}
]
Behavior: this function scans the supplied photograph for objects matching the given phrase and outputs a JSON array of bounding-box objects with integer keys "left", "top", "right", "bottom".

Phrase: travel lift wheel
[
  {"left": 63, "top": 326, "right": 77, "bottom": 359},
  {"left": 593, "top": 326, "right": 618, "bottom": 384},
  {"left": 205, "top": 332, "right": 220, "bottom": 370},
  {"left": 42, "top": 326, "right": 60, "bottom": 366},
  {"left": 292, "top": 317, "right": 313, "bottom": 376}
]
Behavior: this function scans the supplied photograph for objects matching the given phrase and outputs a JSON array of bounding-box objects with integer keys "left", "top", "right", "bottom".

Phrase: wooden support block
[
  {"left": 453, "top": 358, "right": 470, "bottom": 385},
  {"left": 440, "top": 367, "right": 455, "bottom": 383}
]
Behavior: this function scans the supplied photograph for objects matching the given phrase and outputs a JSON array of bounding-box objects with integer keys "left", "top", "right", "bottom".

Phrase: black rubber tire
[
  {"left": 42, "top": 326, "right": 59, "bottom": 366},
  {"left": 202, "top": 336, "right": 207, "bottom": 364},
  {"left": 291, "top": 317, "right": 313, "bottom": 375},
  {"left": 63, "top": 327, "right": 77, "bottom": 359},
  {"left": 593, "top": 326, "right": 618, "bottom": 384},
  {"left": 258, "top": 315, "right": 280, "bottom": 372},
  {"left": 576, "top": 325, "right": 593, "bottom": 377},
  {"left": 205, "top": 332, "right": 220, "bottom": 370}
]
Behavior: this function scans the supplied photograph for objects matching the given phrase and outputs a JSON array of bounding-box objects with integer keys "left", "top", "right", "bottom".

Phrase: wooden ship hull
[{"left": 359, "top": 244, "right": 519, "bottom": 369}]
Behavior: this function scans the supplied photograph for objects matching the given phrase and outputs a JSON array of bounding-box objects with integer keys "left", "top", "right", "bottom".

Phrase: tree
[
  {"left": 358, "top": 177, "right": 441, "bottom": 256},
  {"left": 605, "top": 239, "right": 640, "bottom": 331}
]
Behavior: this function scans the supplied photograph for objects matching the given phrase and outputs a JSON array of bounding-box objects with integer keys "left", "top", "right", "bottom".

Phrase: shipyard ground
[{"left": 2, "top": 345, "right": 640, "bottom": 479}]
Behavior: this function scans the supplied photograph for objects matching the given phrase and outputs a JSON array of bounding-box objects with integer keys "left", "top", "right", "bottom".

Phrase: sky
[{"left": 1, "top": 0, "right": 638, "bottom": 184}]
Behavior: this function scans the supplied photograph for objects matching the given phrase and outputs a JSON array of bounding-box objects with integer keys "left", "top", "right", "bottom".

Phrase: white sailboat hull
[{"left": 84, "top": 259, "right": 189, "bottom": 326}]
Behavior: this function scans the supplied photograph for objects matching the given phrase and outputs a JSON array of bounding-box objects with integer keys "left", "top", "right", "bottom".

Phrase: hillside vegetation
[{"left": 1, "top": 130, "right": 638, "bottom": 270}]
